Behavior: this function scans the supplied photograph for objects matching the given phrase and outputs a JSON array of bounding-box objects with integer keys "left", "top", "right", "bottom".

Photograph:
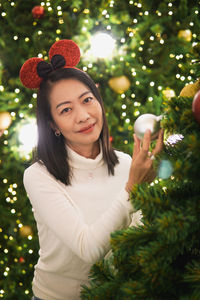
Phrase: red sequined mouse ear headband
[{"left": 19, "top": 39, "right": 81, "bottom": 89}]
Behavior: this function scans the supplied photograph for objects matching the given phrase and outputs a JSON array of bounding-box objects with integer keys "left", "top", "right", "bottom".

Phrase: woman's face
[{"left": 49, "top": 78, "right": 103, "bottom": 153}]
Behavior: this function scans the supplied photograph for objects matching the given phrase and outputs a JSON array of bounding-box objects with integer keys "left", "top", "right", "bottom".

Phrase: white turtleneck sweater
[{"left": 23, "top": 146, "right": 141, "bottom": 300}]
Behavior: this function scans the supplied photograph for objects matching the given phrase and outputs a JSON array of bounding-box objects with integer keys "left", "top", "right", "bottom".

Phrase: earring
[{"left": 55, "top": 131, "right": 61, "bottom": 137}]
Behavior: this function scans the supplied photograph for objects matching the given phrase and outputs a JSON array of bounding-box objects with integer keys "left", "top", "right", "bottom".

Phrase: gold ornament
[
  {"left": 178, "top": 29, "right": 192, "bottom": 42},
  {"left": 19, "top": 225, "right": 33, "bottom": 237},
  {"left": 108, "top": 75, "right": 131, "bottom": 94},
  {"left": 0, "top": 111, "right": 12, "bottom": 130},
  {"left": 162, "top": 88, "right": 176, "bottom": 99},
  {"left": 179, "top": 79, "right": 200, "bottom": 98}
]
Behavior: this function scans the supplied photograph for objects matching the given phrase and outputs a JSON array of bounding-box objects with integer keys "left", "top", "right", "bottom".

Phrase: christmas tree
[
  {"left": 81, "top": 82, "right": 200, "bottom": 299},
  {"left": 80, "top": 28, "right": 200, "bottom": 300},
  {"left": 0, "top": 0, "right": 199, "bottom": 299}
]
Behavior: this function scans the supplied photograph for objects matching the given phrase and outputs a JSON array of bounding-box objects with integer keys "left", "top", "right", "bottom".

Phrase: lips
[{"left": 78, "top": 123, "right": 95, "bottom": 133}]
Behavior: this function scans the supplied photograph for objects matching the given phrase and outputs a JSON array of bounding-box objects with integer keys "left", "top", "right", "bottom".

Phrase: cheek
[
  {"left": 97, "top": 109, "right": 103, "bottom": 129},
  {"left": 95, "top": 103, "right": 103, "bottom": 119}
]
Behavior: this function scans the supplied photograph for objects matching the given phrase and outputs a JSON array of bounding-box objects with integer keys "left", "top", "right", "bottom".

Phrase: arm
[{"left": 24, "top": 165, "right": 133, "bottom": 264}]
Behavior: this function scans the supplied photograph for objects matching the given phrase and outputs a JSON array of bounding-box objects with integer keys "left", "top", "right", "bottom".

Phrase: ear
[{"left": 49, "top": 121, "right": 58, "bottom": 132}]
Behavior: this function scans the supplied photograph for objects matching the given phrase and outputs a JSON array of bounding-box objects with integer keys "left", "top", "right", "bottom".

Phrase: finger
[
  {"left": 142, "top": 129, "right": 151, "bottom": 151},
  {"left": 140, "top": 130, "right": 151, "bottom": 160},
  {"left": 152, "top": 129, "right": 164, "bottom": 155},
  {"left": 132, "top": 134, "right": 141, "bottom": 159}
]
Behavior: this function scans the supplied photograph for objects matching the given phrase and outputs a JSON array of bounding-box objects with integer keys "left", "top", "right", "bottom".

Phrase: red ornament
[
  {"left": 109, "top": 136, "right": 114, "bottom": 143},
  {"left": 32, "top": 6, "right": 45, "bottom": 19},
  {"left": 19, "top": 257, "right": 25, "bottom": 263},
  {"left": 192, "top": 90, "right": 200, "bottom": 124}
]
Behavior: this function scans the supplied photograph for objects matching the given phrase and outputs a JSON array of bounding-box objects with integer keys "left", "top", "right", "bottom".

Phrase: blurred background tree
[{"left": 0, "top": 0, "right": 199, "bottom": 299}]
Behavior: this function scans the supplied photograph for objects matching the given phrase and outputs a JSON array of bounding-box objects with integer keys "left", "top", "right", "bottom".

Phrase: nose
[{"left": 75, "top": 106, "right": 90, "bottom": 123}]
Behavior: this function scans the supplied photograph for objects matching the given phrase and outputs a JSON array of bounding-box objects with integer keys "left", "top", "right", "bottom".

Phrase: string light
[
  {"left": 134, "top": 102, "right": 140, "bottom": 106},
  {"left": 134, "top": 110, "right": 140, "bottom": 116}
]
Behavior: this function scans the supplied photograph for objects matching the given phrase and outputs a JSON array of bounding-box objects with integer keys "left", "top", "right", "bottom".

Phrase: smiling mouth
[{"left": 78, "top": 123, "right": 95, "bottom": 133}]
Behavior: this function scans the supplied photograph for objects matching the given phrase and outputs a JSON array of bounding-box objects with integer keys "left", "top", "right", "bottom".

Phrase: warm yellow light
[
  {"left": 18, "top": 120, "right": 37, "bottom": 154},
  {"left": 90, "top": 32, "right": 116, "bottom": 58}
]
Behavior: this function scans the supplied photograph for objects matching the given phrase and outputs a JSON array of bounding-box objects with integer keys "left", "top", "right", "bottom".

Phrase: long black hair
[{"left": 35, "top": 67, "right": 119, "bottom": 185}]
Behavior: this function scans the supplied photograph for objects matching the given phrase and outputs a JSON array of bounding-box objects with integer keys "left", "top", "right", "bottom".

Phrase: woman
[{"left": 20, "top": 40, "right": 163, "bottom": 300}]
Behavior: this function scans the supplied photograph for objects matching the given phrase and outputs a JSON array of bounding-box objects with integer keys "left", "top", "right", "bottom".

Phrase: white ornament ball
[{"left": 134, "top": 113, "right": 162, "bottom": 140}]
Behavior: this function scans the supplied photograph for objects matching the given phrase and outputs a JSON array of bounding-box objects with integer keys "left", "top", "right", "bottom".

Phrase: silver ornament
[{"left": 134, "top": 113, "right": 162, "bottom": 140}]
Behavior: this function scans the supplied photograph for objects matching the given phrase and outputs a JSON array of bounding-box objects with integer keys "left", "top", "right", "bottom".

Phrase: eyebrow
[{"left": 56, "top": 90, "right": 92, "bottom": 109}]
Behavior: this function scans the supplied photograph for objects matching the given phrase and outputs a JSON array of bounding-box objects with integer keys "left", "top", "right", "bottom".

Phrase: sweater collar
[{"left": 66, "top": 143, "right": 104, "bottom": 170}]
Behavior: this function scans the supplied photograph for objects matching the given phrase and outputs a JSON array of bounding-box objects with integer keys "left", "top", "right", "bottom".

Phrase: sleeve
[{"left": 23, "top": 165, "right": 133, "bottom": 264}]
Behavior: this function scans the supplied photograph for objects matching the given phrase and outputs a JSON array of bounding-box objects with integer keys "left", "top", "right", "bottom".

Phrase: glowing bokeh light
[
  {"left": 90, "top": 32, "right": 116, "bottom": 58},
  {"left": 18, "top": 120, "right": 37, "bottom": 153}
]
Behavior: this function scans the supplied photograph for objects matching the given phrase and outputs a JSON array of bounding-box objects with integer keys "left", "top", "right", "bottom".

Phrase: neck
[{"left": 67, "top": 141, "right": 100, "bottom": 159}]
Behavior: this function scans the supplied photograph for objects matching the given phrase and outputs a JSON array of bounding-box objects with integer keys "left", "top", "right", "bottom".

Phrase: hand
[{"left": 126, "top": 129, "right": 164, "bottom": 193}]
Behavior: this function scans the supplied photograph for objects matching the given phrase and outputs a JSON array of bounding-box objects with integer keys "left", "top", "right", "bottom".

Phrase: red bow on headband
[{"left": 19, "top": 39, "right": 81, "bottom": 89}]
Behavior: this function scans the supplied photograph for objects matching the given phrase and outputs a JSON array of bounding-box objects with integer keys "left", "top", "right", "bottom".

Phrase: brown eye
[
  {"left": 84, "top": 97, "right": 93, "bottom": 103},
  {"left": 61, "top": 107, "right": 71, "bottom": 114}
]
